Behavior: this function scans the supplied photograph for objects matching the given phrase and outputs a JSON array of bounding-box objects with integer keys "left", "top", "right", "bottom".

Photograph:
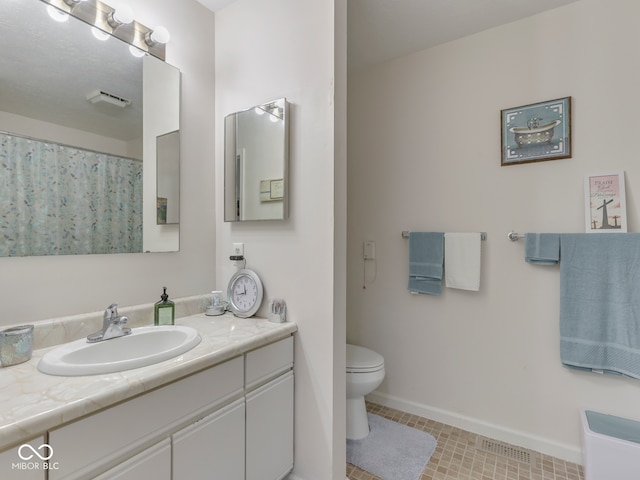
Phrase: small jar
[
  {"left": 205, "top": 291, "right": 227, "bottom": 316},
  {"left": 0, "top": 325, "right": 34, "bottom": 367}
]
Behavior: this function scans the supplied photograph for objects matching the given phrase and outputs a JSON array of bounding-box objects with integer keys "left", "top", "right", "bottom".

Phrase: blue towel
[
  {"left": 559, "top": 233, "right": 640, "bottom": 378},
  {"left": 408, "top": 232, "right": 444, "bottom": 295},
  {"left": 525, "top": 233, "right": 560, "bottom": 265}
]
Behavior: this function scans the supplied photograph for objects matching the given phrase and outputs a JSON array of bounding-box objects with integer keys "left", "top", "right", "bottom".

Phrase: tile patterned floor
[{"left": 347, "top": 403, "right": 584, "bottom": 480}]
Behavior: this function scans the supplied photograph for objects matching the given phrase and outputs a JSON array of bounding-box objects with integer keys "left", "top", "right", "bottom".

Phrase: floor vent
[{"left": 476, "top": 437, "right": 538, "bottom": 467}]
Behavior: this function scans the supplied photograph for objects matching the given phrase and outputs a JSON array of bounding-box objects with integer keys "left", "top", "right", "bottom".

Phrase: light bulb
[
  {"left": 47, "top": 5, "right": 69, "bottom": 22},
  {"left": 108, "top": 5, "right": 134, "bottom": 27},
  {"left": 129, "top": 45, "right": 146, "bottom": 58},
  {"left": 147, "top": 26, "right": 170, "bottom": 45},
  {"left": 91, "top": 27, "right": 110, "bottom": 41},
  {"left": 114, "top": 6, "right": 134, "bottom": 24}
]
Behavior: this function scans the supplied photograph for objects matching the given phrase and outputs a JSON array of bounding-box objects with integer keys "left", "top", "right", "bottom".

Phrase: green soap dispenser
[{"left": 154, "top": 287, "right": 175, "bottom": 326}]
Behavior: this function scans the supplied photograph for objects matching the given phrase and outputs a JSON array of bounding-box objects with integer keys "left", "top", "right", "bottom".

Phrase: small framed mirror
[{"left": 224, "top": 98, "right": 289, "bottom": 222}]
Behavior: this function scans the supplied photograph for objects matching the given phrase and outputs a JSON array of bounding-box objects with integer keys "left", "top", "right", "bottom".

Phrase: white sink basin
[{"left": 38, "top": 326, "right": 201, "bottom": 376}]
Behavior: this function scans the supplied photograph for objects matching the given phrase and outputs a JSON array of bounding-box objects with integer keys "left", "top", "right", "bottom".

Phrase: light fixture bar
[{"left": 40, "top": 0, "right": 166, "bottom": 61}]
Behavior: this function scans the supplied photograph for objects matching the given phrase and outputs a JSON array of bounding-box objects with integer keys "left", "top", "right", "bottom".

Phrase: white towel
[{"left": 444, "top": 233, "right": 481, "bottom": 291}]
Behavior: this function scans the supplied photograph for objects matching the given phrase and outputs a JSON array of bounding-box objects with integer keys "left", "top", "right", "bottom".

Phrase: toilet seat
[{"left": 346, "top": 344, "right": 384, "bottom": 373}]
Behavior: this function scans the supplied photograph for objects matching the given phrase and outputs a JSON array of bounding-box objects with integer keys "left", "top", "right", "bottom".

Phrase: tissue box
[{"left": 0, "top": 325, "right": 34, "bottom": 367}]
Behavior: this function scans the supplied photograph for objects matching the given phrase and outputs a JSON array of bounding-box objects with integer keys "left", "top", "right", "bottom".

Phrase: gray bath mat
[{"left": 347, "top": 413, "right": 437, "bottom": 480}]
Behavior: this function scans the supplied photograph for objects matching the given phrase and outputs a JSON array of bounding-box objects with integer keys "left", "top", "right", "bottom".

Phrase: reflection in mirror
[
  {"left": 0, "top": 0, "right": 180, "bottom": 256},
  {"left": 224, "top": 98, "right": 289, "bottom": 222},
  {"left": 156, "top": 131, "right": 180, "bottom": 225}
]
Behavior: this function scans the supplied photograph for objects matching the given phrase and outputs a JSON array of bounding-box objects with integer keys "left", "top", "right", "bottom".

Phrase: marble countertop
[{"left": 0, "top": 312, "right": 296, "bottom": 451}]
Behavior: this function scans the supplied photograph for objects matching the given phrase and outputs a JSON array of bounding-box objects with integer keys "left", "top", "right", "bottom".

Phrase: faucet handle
[{"left": 104, "top": 303, "right": 119, "bottom": 321}]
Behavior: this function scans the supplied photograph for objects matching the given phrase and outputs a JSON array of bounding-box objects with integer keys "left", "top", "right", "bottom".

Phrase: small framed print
[
  {"left": 501, "top": 97, "right": 571, "bottom": 166},
  {"left": 584, "top": 172, "right": 627, "bottom": 233}
]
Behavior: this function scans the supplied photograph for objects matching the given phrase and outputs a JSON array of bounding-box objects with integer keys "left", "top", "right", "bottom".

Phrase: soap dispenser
[{"left": 154, "top": 287, "right": 175, "bottom": 326}]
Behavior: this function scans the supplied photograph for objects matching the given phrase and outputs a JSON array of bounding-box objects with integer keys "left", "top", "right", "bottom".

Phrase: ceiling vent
[{"left": 86, "top": 89, "right": 131, "bottom": 108}]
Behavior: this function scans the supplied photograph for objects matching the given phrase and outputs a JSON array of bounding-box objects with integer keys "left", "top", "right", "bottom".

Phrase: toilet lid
[{"left": 346, "top": 344, "right": 384, "bottom": 372}]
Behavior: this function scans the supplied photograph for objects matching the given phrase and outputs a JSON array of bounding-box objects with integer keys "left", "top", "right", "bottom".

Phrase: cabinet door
[
  {"left": 173, "top": 398, "right": 245, "bottom": 480},
  {"left": 246, "top": 371, "right": 294, "bottom": 480},
  {"left": 93, "top": 439, "right": 170, "bottom": 480},
  {"left": 49, "top": 357, "right": 243, "bottom": 479},
  {"left": 0, "top": 436, "right": 46, "bottom": 480}
]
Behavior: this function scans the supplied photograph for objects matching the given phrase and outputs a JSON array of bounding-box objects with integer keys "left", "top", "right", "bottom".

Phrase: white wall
[
  {"left": 143, "top": 56, "right": 180, "bottom": 252},
  {"left": 214, "top": 1, "right": 346, "bottom": 478},
  {"left": 348, "top": 0, "right": 640, "bottom": 464},
  {"left": 0, "top": 111, "right": 136, "bottom": 159},
  {"left": 0, "top": 0, "right": 216, "bottom": 324}
]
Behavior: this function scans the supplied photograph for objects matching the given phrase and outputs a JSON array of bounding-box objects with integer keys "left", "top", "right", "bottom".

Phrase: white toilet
[{"left": 346, "top": 343, "right": 385, "bottom": 440}]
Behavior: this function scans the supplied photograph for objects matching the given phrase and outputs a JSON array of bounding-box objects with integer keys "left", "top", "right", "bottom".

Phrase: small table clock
[{"left": 227, "top": 269, "right": 264, "bottom": 318}]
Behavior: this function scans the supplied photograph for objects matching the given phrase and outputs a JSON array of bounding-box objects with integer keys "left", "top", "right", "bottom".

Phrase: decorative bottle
[{"left": 154, "top": 287, "right": 175, "bottom": 326}]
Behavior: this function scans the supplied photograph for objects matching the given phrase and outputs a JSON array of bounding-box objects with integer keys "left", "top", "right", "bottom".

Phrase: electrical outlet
[{"left": 233, "top": 242, "right": 244, "bottom": 256}]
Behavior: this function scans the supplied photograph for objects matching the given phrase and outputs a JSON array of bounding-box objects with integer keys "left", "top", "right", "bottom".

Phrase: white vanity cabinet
[
  {"left": 41, "top": 334, "right": 294, "bottom": 480},
  {"left": 245, "top": 336, "right": 294, "bottom": 480},
  {"left": 172, "top": 398, "right": 245, "bottom": 479},
  {"left": 48, "top": 357, "right": 244, "bottom": 480}
]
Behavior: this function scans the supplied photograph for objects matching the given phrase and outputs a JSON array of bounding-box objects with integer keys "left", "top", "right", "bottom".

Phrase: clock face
[{"left": 227, "top": 269, "right": 263, "bottom": 318}]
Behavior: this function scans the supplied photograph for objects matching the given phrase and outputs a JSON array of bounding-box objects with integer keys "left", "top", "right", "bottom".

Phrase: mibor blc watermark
[{"left": 12, "top": 443, "right": 59, "bottom": 471}]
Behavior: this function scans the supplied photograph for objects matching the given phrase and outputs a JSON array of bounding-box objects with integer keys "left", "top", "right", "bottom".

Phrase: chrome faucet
[{"left": 87, "top": 303, "right": 131, "bottom": 343}]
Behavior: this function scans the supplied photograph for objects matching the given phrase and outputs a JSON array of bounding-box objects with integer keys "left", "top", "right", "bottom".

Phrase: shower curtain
[{"left": 0, "top": 133, "right": 143, "bottom": 256}]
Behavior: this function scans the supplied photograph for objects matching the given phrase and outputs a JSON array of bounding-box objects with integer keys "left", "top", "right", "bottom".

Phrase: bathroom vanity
[{"left": 0, "top": 306, "right": 296, "bottom": 480}]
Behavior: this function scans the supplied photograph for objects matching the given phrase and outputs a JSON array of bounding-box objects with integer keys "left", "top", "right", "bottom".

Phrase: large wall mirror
[
  {"left": 224, "top": 98, "right": 289, "bottom": 222},
  {"left": 0, "top": 0, "right": 180, "bottom": 256}
]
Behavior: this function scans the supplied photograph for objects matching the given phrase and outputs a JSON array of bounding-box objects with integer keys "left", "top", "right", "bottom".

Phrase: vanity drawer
[
  {"left": 49, "top": 356, "right": 243, "bottom": 480},
  {"left": 245, "top": 336, "right": 293, "bottom": 390}
]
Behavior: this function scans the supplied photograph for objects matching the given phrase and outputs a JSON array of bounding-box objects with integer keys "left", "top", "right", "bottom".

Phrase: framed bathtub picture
[
  {"left": 501, "top": 97, "right": 571, "bottom": 166},
  {"left": 584, "top": 171, "right": 627, "bottom": 232}
]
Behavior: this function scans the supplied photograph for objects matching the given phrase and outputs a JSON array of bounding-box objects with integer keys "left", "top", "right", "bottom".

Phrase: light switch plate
[{"left": 363, "top": 241, "right": 375, "bottom": 260}]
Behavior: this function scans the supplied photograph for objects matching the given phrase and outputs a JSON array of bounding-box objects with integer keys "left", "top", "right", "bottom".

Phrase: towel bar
[
  {"left": 507, "top": 231, "right": 525, "bottom": 241},
  {"left": 401, "top": 231, "right": 487, "bottom": 241}
]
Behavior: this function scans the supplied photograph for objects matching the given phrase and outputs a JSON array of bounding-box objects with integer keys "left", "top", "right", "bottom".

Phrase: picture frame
[
  {"left": 584, "top": 172, "right": 627, "bottom": 233},
  {"left": 501, "top": 97, "right": 571, "bottom": 166}
]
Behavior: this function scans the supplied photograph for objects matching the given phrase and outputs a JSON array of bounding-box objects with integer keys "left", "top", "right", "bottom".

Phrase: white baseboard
[{"left": 367, "top": 391, "right": 583, "bottom": 465}]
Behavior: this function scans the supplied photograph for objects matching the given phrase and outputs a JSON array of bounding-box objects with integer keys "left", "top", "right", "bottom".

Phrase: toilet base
[{"left": 347, "top": 396, "right": 370, "bottom": 440}]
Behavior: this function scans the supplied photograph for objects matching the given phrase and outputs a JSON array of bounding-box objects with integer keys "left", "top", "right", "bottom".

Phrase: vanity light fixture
[
  {"left": 145, "top": 26, "right": 170, "bottom": 46},
  {"left": 106, "top": 5, "right": 135, "bottom": 29},
  {"left": 254, "top": 102, "right": 284, "bottom": 120},
  {"left": 41, "top": 0, "right": 169, "bottom": 61}
]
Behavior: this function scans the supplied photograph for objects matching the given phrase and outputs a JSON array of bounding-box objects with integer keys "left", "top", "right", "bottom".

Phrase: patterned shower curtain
[{"left": 0, "top": 133, "right": 143, "bottom": 256}]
